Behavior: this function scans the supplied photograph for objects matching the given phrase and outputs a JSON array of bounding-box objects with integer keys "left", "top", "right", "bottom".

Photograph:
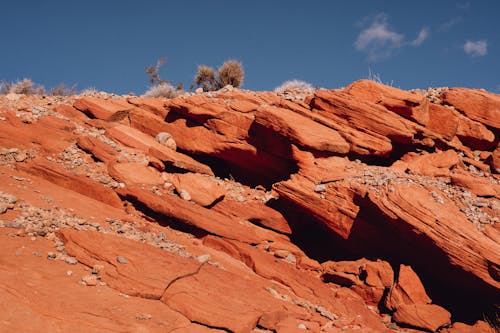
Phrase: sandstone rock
[
  {"left": 401, "top": 150, "right": 460, "bottom": 177},
  {"left": 108, "top": 162, "right": 164, "bottom": 186},
  {"left": 385, "top": 265, "right": 431, "bottom": 311},
  {"left": 426, "top": 104, "right": 459, "bottom": 140},
  {"left": 165, "top": 173, "right": 226, "bottom": 207},
  {"left": 442, "top": 320, "right": 496, "bottom": 333},
  {"left": 19, "top": 157, "right": 122, "bottom": 208},
  {"left": 212, "top": 198, "right": 292, "bottom": 235},
  {"left": 451, "top": 170, "right": 496, "bottom": 197},
  {"left": 346, "top": 80, "right": 430, "bottom": 125},
  {"left": 117, "top": 185, "right": 285, "bottom": 244},
  {"left": 155, "top": 131, "right": 177, "bottom": 150},
  {"left": 255, "top": 105, "right": 350, "bottom": 154},
  {"left": 311, "top": 89, "right": 418, "bottom": 146},
  {"left": 492, "top": 147, "right": 500, "bottom": 173},
  {"left": 127, "top": 97, "right": 169, "bottom": 118},
  {"left": 322, "top": 258, "right": 393, "bottom": 305},
  {"left": 77, "top": 136, "right": 119, "bottom": 164},
  {"left": 73, "top": 97, "right": 133, "bottom": 121},
  {"left": 274, "top": 175, "right": 361, "bottom": 239},
  {"left": 442, "top": 88, "right": 500, "bottom": 129},
  {"left": 392, "top": 303, "right": 451, "bottom": 331}
]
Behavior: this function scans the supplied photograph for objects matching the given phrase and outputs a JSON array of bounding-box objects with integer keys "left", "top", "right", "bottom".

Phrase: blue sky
[{"left": 1, "top": 0, "right": 499, "bottom": 94}]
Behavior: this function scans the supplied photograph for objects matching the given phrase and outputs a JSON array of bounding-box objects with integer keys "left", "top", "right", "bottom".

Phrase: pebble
[
  {"left": 136, "top": 313, "right": 152, "bottom": 320},
  {"left": 197, "top": 254, "right": 210, "bottom": 263},
  {"left": 81, "top": 274, "right": 98, "bottom": 286},
  {"left": 92, "top": 264, "right": 104, "bottom": 275},
  {"left": 64, "top": 256, "right": 78, "bottom": 265},
  {"left": 273, "top": 250, "right": 290, "bottom": 259},
  {"left": 0, "top": 203, "right": 7, "bottom": 214},
  {"left": 14, "top": 153, "right": 28, "bottom": 162},
  {"left": 298, "top": 323, "right": 307, "bottom": 330},
  {"left": 314, "top": 184, "right": 327, "bottom": 193},
  {"left": 116, "top": 256, "right": 129, "bottom": 264},
  {"left": 179, "top": 189, "right": 191, "bottom": 201},
  {"left": 47, "top": 252, "right": 57, "bottom": 260}
]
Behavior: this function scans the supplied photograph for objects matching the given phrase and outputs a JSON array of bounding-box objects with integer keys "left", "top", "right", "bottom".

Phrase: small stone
[
  {"left": 4, "top": 221, "right": 23, "bottom": 229},
  {"left": 197, "top": 254, "right": 210, "bottom": 263},
  {"left": 314, "top": 184, "right": 327, "bottom": 193},
  {"left": 64, "top": 256, "right": 78, "bottom": 265},
  {"left": 0, "top": 204, "right": 7, "bottom": 214},
  {"left": 155, "top": 132, "right": 177, "bottom": 150},
  {"left": 67, "top": 270, "right": 73, "bottom": 276},
  {"left": 92, "top": 264, "right": 104, "bottom": 275},
  {"left": 316, "top": 306, "right": 337, "bottom": 320},
  {"left": 5, "top": 194, "right": 17, "bottom": 204},
  {"left": 298, "top": 323, "right": 307, "bottom": 330},
  {"left": 273, "top": 250, "right": 290, "bottom": 259},
  {"left": 136, "top": 313, "right": 152, "bottom": 320},
  {"left": 179, "top": 189, "right": 191, "bottom": 201},
  {"left": 82, "top": 274, "right": 98, "bottom": 286},
  {"left": 14, "top": 153, "right": 28, "bottom": 162},
  {"left": 47, "top": 252, "right": 57, "bottom": 260},
  {"left": 116, "top": 256, "right": 129, "bottom": 264},
  {"left": 195, "top": 87, "right": 203, "bottom": 94},
  {"left": 285, "top": 253, "right": 297, "bottom": 264}
]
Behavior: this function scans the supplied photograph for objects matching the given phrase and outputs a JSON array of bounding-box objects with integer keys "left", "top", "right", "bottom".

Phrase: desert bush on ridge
[
  {"left": 143, "top": 57, "right": 184, "bottom": 98},
  {"left": 0, "top": 78, "right": 45, "bottom": 95},
  {"left": 50, "top": 83, "right": 78, "bottom": 96},
  {"left": 217, "top": 60, "right": 244, "bottom": 88},
  {"left": 143, "top": 83, "right": 180, "bottom": 98},
  {"left": 194, "top": 65, "right": 217, "bottom": 91},
  {"left": 194, "top": 60, "right": 244, "bottom": 91},
  {"left": 0, "top": 79, "right": 78, "bottom": 96},
  {"left": 274, "top": 79, "right": 314, "bottom": 94}
]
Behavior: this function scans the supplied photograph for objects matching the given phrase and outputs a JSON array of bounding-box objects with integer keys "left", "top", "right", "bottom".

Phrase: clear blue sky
[{"left": 1, "top": 0, "right": 499, "bottom": 94}]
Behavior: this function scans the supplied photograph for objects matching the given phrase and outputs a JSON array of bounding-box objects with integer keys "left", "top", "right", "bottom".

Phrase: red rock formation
[{"left": 0, "top": 82, "right": 498, "bottom": 332}]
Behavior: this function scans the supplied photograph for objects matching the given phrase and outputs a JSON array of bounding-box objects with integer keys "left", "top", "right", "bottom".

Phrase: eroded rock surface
[{"left": 0, "top": 82, "right": 498, "bottom": 332}]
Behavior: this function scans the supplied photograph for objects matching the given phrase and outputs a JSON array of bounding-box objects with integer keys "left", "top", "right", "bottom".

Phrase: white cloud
[
  {"left": 410, "top": 27, "right": 430, "bottom": 46},
  {"left": 355, "top": 14, "right": 404, "bottom": 62},
  {"left": 438, "top": 17, "right": 462, "bottom": 32},
  {"left": 464, "top": 40, "right": 488, "bottom": 57}
]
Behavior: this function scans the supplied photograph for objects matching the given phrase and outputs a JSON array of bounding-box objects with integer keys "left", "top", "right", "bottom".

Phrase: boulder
[{"left": 442, "top": 88, "right": 500, "bottom": 129}]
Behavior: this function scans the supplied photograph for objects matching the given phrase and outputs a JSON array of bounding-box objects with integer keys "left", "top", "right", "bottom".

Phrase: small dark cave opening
[
  {"left": 268, "top": 197, "right": 500, "bottom": 326},
  {"left": 187, "top": 151, "right": 298, "bottom": 190}
]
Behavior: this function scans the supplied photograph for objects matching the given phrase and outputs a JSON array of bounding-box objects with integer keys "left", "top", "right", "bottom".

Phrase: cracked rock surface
[{"left": 0, "top": 81, "right": 498, "bottom": 332}]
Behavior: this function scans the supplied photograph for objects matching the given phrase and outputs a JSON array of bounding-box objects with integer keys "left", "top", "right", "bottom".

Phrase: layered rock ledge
[{"left": 0, "top": 80, "right": 498, "bottom": 332}]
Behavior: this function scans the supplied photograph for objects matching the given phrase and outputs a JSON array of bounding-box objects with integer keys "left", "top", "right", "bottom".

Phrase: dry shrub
[
  {"left": 194, "top": 65, "right": 217, "bottom": 91},
  {"left": 50, "top": 83, "right": 78, "bottom": 96},
  {"left": 0, "top": 81, "right": 11, "bottom": 94},
  {"left": 217, "top": 60, "right": 244, "bottom": 88},
  {"left": 143, "top": 83, "right": 179, "bottom": 98},
  {"left": 274, "top": 80, "right": 314, "bottom": 94},
  {"left": 8, "top": 79, "right": 45, "bottom": 95}
]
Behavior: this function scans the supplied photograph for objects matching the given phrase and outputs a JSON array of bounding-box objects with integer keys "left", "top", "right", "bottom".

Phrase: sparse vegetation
[
  {"left": 143, "top": 82, "right": 180, "bottom": 98},
  {"left": 274, "top": 79, "right": 314, "bottom": 94},
  {"left": 0, "top": 81, "right": 11, "bottom": 94},
  {"left": 145, "top": 57, "right": 168, "bottom": 86},
  {"left": 50, "top": 83, "right": 78, "bottom": 96},
  {"left": 194, "top": 65, "right": 217, "bottom": 91},
  {"left": 367, "top": 68, "right": 393, "bottom": 86},
  {"left": 194, "top": 60, "right": 244, "bottom": 91},
  {"left": 217, "top": 60, "right": 244, "bottom": 88},
  {"left": 0, "top": 78, "right": 46, "bottom": 95},
  {"left": 144, "top": 57, "right": 184, "bottom": 98}
]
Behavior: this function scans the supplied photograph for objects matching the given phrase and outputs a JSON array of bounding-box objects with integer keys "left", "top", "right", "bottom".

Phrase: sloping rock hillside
[{"left": 0, "top": 80, "right": 498, "bottom": 333}]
